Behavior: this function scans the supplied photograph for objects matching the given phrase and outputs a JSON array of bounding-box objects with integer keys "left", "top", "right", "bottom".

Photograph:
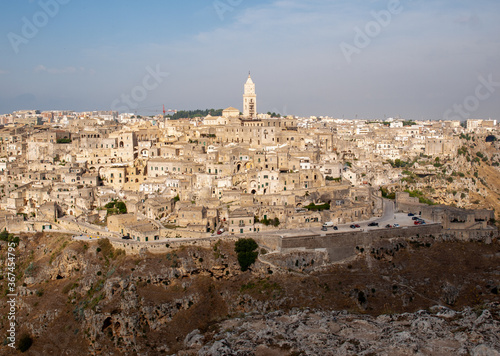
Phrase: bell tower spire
[{"left": 243, "top": 72, "right": 257, "bottom": 119}]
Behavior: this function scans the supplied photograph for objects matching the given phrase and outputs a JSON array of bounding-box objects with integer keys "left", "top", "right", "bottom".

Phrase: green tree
[
  {"left": 105, "top": 200, "right": 127, "bottom": 215},
  {"left": 115, "top": 201, "right": 127, "bottom": 214},
  {"left": 167, "top": 109, "right": 224, "bottom": 120},
  {"left": 235, "top": 238, "right": 259, "bottom": 271}
]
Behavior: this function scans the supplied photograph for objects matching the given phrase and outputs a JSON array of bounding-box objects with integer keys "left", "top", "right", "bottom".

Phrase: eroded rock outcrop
[{"left": 191, "top": 305, "right": 500, "bottom": 356}]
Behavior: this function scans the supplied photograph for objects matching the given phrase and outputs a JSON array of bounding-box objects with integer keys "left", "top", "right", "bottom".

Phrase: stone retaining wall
[
  {"left": 57, "top": 218, "right": 118, "bottom": 238},
  {"left": 109, "top": 235, "right": 241, "bottom": 255},
  {"left": 279, "top": 224, "right": 443, "bottom": 262}
]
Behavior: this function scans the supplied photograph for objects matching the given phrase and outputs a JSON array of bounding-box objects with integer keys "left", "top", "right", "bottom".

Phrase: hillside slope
[{"left": 0, "top": 233, "right": 499, "bottom": 355}]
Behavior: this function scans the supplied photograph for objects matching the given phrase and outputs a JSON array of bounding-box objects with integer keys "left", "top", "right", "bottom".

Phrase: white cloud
[{"left": 34, "top": 65, "right": 86, "bottom": 74}]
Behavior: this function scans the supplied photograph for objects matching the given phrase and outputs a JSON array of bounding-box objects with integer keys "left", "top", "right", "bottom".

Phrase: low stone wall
[
  {"left": 109, "top": 235, "right": 241, "bottom": 255},
  {"left": 108, "top": 233, "right": 283, "bottom": 256},
  {"left": 249, "top": 234, "right": 282, "bottom": 251},
  {"left": 109, "top": 238, "right": 211, "bottom": 254},
  {"left": 164, "top": 228, "right": 210, "bottom": 239},
  {"left": 57, "top": 218, "right": 118, "bottom": 238},
  {"left": 279, "top": 224, "right": 443, "bottom": 262}
]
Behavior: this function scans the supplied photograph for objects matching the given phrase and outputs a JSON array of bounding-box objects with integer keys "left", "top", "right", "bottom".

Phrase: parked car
[
  {"left": 354, "top": 224, "right": 361, "bottom": 228},
  {"left": 412, "top": 216, "right": 419, "bottom": 220},
  {"left": 350, "top": 224, "right": 356, "bottom": 229},
  {"left": 321, "top": 226, "right": 328, "bottom": 231},
  {"left": 414, "top": 221, "right": 421, "bottom": 225},
  {"left": 385, "top": 224, "right": 392, "bottom": 228},
  {"left": 408, "top": 213, "right": 415, "bottom": 216},
  {"left": 122, "top": 235, "right": 131, "bottom": 240},
  {"left": 368, "top": 222, "right": 379, "bottom": 227},
  {"left": 393, "top": 223, "right": 400, "bottom": 227},
  {"left": 217, "top": 228, "right": 224, "bottom": 235},
  {"left": 333, "top": 226, "right": 338, "bottom": 230}
]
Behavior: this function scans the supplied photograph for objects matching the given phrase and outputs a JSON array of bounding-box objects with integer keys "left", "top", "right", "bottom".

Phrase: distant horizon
[
  {"left": 4, "top": 107, "right": 496, "bottom": 123},
  {"left": 1, "top": 1, "right": 499, "bottom": 120}
]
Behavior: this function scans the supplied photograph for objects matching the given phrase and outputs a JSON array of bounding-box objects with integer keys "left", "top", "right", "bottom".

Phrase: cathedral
[{"left": 243, "top": 73, "right": 257, "bottom": 119}]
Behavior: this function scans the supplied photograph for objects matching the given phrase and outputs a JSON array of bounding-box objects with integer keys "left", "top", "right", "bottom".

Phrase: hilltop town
[
  {"left": 0, "top": 75, "right": 499, "bottom": 246},
  {"left": 1, "top": 75, "right": 499, "bottom": 355}
]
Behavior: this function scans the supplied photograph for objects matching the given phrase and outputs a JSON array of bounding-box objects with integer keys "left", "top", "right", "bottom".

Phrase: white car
[{"left": 393, "top": 223, "right": 400, "bottom": 227}]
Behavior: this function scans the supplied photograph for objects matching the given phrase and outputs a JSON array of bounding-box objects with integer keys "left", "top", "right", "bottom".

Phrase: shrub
[
  {"left": 404, "top": 189, "right": 435, "bottom": 205},
  {"left": 380, "top": 187, "right": 396, "bottom": 200},
  {"left": 387, "top": 159, "right": 410, "bottom": 168},
  {"left": 18, "top": 333, "right": 33, "bottom": 352},
  {"left": 56, "top": 138, "right": 72, "bottom": 144},
  {"left": 0, "top": 229, "right": 19, "bottom": 245}
]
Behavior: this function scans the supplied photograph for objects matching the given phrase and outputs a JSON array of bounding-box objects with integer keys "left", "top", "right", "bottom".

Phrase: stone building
[
  {"left": 425, "top": 137, "right": 459, "bottom": 157},
  {"left": 145, "top": 197, "right": 173, "bottom": 220},
  {"left": 107, "top": 213, "right": 137, "bottom": 235},
  {"left": 228, "top": 208, "right": 255, "bottom": 234}
]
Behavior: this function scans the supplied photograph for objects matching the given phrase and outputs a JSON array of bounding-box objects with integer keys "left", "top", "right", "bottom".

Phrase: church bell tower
[{"left": 243, "top": 72, "right": 257, "bottom": 119}]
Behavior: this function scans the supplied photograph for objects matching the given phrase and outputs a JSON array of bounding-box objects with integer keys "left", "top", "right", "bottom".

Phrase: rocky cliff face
[
  {"left": 0, "top": 232, "right": 499, "bottom": 355},
  {"left": 190, "top": 306, "right": 500, "bottom": 356}
]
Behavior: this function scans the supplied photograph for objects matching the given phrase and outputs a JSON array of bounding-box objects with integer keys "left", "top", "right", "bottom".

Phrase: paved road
[
  {"left": 220, "top": 199, "right": 428, "bottom": 237},
  {"left": 377, "top": 199, "right": 395, "bottom": 223},
  {"left": 66, "top": 198, "right": 429, "bottom": 243}
]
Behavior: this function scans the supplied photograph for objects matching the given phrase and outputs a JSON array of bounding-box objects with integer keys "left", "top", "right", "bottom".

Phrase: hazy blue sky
[{"left": 0, "top": 0, "right": 499, "bottom": 120}]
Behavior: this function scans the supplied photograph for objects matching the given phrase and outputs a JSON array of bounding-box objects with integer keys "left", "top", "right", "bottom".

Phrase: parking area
[{"left": 319, "top": 213, "right": 430, "bottom": 233}]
